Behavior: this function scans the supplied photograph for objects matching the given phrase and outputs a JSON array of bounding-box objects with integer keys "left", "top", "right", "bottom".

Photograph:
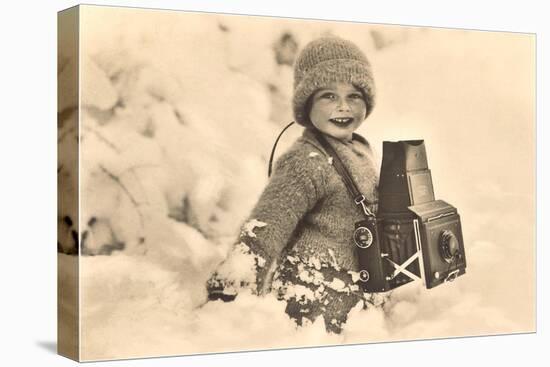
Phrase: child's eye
[
  {"left": 349, "top": 93, "right": 363, "bottom": 99},
  {"left": 321, "top": 93, "right": 336, "bottom": 100}
]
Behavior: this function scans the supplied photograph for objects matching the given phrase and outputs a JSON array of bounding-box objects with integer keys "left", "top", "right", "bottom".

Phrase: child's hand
[
  {"left": 206, "top": 272, "right": 237, "bottom": 302},
  {"left": 205, "top": 241, "right": 270, "bottom": 302}
]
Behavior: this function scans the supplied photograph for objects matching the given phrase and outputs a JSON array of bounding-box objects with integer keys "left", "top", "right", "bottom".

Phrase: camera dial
[
  {"left": 358, "top": 270, "right": 370, "bottom": 282},
  {"left": 354, "top": 226, "right": 373, "bottom": 248},
  {"left": 439, "top": 230, "right": 459, "bottom": 263}
]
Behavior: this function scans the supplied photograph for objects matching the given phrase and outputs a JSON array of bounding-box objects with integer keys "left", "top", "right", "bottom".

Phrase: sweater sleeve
[
  {"left": 247, "top": 146, "right": 326, "bottom": 256},
  {"left": 241, "top": 145, "right": 328, "bottom": 291},
  {"left": 206, "top": 144, "right": 328, "bottom": 299}
]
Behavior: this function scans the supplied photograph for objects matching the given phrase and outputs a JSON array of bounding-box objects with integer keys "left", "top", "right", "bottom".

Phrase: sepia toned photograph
[{"left": 57, "top": 4, "right": 536, "bottom": 362}]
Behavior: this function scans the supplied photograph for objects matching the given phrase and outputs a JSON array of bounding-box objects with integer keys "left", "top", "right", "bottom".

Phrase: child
[{"left": 207, "top": 36, "right": 386, "bottom": 333}]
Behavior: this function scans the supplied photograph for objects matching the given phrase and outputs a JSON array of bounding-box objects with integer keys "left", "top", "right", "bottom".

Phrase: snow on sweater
[{"left": 208, "top": 127, "right": 380, "bottom": 297}]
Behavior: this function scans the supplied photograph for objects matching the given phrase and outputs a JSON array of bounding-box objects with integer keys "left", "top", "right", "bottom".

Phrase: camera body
[{"left": 354, "top": 140, "right": 466, "bottom": 292}]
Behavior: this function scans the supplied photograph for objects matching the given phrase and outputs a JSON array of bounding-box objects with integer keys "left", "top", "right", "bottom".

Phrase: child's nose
[{"left": 337, "top": 99, "right": 351, "bottom": 111}]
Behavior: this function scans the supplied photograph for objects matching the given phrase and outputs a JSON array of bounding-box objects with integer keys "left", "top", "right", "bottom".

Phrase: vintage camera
[{"left": 354, "top": 140, "right": 466, "bottom": 292}]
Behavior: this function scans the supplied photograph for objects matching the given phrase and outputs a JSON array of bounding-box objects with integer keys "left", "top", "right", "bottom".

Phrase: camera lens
[
  {"left": 439, "top": 230, "right": 459, "bottom": 263},
  {"left": 354, "top": 226, "right": 373, "bottom": 248}
]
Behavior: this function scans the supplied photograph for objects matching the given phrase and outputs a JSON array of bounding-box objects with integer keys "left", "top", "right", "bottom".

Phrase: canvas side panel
[{"left": 57, "top": 6, "right": 80, "bottom": 362}]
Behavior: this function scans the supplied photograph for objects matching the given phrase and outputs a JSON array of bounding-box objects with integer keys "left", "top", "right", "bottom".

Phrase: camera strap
[
  {"left": 312, "top": 129, "right": 375, "bottom": 218},
  {"left": 267, "top": 122, "right": 375, "bottom": 218},
  {"left": 268, "top": 121, "right": 296, "bottom": 178}
]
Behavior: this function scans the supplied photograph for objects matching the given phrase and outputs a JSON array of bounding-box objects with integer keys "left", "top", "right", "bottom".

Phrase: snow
[
  {"left": 241, "top": 219, "right": 268, "bottom": 239},
  {"left": 57, "top": 5, "right": 535, "bottom": 361},
  {"left": 348, "top": 271, "right": 362, "bottom": 283},
  {"left": 296, "top": 263, "right": 326, "bottom": 286},
  {"left": 309, "top": 257, "right": 322, "bottom": 270},
  {"left": 327, "top": 249, "right": 341, "bottom": 271},
  {"left": 281, "top": 284, "right": 317, "bottom": 304},
  {"left": 218, "top": 242, "right": 264, "bottom": 283},
  {"left": 326, "top": 278, "right": 347, "bottom": 292}
]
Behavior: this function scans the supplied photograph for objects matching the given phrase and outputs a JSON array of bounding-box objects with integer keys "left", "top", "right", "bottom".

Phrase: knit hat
[{"left": 292, "top": 36, "right": 376, "bottom": 127}]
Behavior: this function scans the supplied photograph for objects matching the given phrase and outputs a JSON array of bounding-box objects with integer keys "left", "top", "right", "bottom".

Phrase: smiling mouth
[{"left": 329, "top": 117, "right": 354, "bottom": 126}]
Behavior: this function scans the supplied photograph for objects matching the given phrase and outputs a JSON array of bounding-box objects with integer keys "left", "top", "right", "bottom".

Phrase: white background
[{"left": 0, "top": 0, "right": 546, "bottom": 366}]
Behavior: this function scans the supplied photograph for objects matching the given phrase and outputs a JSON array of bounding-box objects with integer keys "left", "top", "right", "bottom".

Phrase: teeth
[{"left": 331, "top": 118, "right": 352, "bottom": 123}]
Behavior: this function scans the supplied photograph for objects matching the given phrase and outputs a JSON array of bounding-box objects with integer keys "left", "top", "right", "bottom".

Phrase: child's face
[{"left": 308, "top": 82, "right": 367, "bottom": 141}]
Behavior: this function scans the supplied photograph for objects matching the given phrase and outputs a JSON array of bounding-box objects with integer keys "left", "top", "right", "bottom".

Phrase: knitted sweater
[{"left": 244, "top": 127, "right": 380, "bottom": 290}]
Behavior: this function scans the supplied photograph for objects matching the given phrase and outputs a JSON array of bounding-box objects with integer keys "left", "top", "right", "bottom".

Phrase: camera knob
[
  {"left": 358, "top": 270, "right": 370, "bottom": 282},
  {"left": 354, "top": 227, "right": 373, "bottom": 248},
  {"left": 439, "top": 230, "right": 459, "bottom": 263}
]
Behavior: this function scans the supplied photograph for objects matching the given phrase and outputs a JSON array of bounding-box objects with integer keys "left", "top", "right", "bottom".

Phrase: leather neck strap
[
  {"left": 312, "top": 129, "right": 375, "bottom": 218},
  {"left": 268, "top": 121, "right": 295, "bottom": 178},
  {"left": 267, "top": 122, "right": 375, "bottom": 217}
]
